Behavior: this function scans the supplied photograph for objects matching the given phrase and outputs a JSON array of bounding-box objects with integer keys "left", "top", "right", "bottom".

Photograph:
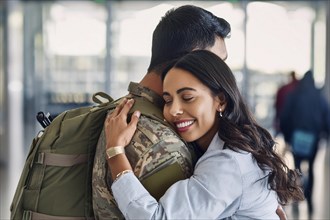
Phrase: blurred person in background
[
  {"left": 274, "top": 70, "right": 299, "bottom": 138},
  {"left": 280, "top": 70, "right": 330, "bottom": 216}
]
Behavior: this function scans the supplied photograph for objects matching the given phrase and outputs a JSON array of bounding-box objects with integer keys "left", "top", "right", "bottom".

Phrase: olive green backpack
[
  {"left": 10, "top": 91, "right": 193, "bottom": 220},
  {"left": 10, "top": 92, "right": 116, "bottom": 220}
]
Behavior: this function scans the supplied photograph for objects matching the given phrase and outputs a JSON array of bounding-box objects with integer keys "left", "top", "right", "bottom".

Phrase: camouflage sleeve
[
  {"left": 92, "top": 128, "right": 124, "bottom": 220},
  {"left": 92, "top": 116, "right": 194, "bottom": 219}
]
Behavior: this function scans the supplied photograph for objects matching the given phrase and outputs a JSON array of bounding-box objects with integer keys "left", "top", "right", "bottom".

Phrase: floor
[{"left": 1, "top": 136, "right": 329, "bottom": 219}]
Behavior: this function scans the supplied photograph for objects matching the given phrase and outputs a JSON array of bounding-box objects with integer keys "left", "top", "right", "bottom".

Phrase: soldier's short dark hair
[{"left": 147, "top": 5, "right": 231, "bottom": 74}]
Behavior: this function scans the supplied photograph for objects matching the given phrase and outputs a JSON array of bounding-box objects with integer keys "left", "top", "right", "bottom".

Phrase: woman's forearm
[{"left": 107, "top": 152, "right": 132, "bottom": 180}]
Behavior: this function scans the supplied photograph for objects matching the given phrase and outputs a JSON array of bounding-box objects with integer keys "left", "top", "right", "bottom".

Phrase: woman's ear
[{"left": 217, "top": 92, "right": 227, "bottom": 113}]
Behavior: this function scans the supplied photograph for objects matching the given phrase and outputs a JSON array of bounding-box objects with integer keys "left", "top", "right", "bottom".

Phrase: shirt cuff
[{"left": 111, "top": 172, "right": 149, "bottom": 215}]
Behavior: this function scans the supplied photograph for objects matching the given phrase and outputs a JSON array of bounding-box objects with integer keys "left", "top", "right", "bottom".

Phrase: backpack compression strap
[
  {"left": 23, "top": 210, "right": 92, "bottom": 220},
  {"left": 35, "top": 153, "right": 88, "bottom": 167}
]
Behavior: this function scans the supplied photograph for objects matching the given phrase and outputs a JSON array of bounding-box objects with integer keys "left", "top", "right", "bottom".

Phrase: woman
[{"left": 105, "top": 50, "right": 304, "bottom": 219}]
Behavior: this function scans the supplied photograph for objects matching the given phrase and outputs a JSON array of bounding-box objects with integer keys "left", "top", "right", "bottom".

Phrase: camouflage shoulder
[{"left": 127, "top": 115, "right": 194, "bottom": 178}]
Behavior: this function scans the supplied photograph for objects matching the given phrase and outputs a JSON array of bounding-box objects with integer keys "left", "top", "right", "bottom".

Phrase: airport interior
[{"left": 0, "top": 0, "right": 329, "bottom": 219}]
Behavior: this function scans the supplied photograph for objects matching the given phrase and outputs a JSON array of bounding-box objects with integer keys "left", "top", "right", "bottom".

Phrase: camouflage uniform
[{"left": 92, "top": 82, "right": 194, "bottom": 219}]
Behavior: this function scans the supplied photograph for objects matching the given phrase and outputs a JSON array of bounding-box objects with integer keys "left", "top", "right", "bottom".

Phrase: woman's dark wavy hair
[
  {"left": 148, "top": 5, "right": 231, "bottom": 74},
  {"left": 161, "top": 50, "right": 304, "bottom": 205}
]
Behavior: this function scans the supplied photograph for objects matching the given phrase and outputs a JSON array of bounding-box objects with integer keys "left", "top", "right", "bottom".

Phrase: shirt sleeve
[{"left": 111, "top": 149, "right": 243, "bottom": 219}]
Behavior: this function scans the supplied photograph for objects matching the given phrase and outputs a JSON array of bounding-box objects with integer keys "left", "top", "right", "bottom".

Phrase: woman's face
[{"left": 163, "top": 68, "right": 221, "bottom": 150}]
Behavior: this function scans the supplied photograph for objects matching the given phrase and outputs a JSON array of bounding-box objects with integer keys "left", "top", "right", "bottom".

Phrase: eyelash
[
  {"left": 183, "top": 97, "right": 193, "bottom": 102},
  {"left": 164, "top": 96, "right": 194, "bottom": 105},
  {"left": 164, "top": 100, "right": 172, "bottom": 105}
]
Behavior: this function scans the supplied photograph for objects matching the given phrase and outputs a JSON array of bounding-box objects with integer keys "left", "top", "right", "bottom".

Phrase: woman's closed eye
[
  {"left": 163, "top": 95, "right": 194, "bottom": 105},
  {"left": 163, "top": 95, "right": 172, "bottom": 105},
  {"left": 182, "top": 95, "right": 194, "bottom": 102}
]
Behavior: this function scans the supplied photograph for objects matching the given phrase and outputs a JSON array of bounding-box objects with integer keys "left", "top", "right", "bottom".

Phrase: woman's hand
[{"left": 105, "top": 98, "right": 140, "bottom": 149}]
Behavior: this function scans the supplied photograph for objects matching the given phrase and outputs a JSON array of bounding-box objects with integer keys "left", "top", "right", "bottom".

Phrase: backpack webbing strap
[
  {"left": 36, "top": 153, "right": 88, "bottom": 167},
  {"left": 23, "top": 210, "right": 92, "bottom": 220}
]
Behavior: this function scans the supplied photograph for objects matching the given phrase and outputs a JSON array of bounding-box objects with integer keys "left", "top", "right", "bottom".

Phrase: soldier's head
[{"left": 147, "top": 5, "right": 231, "bottom": 75}]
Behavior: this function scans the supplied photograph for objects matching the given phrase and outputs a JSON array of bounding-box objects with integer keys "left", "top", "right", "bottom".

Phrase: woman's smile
[{"left": 174, "top": 119, "right": 195, "bottom": 132}]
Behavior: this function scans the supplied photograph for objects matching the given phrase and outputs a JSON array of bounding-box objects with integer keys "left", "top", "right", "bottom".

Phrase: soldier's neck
[{"left": 139, "top": 72, "right": 163, "bottom": 96}]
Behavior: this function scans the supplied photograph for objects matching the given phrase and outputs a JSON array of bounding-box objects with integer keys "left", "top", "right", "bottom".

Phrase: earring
[{"left": 219, "top": 108, "right": 223, "bottom": 117}]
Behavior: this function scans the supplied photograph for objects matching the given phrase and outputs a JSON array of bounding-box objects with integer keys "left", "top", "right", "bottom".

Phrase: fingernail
[
  {"left": 127, "top": 99, "right": 134, "bottom": 105},
  {"left": 134, "top": 111, "right": 140, "bottom": 118}
]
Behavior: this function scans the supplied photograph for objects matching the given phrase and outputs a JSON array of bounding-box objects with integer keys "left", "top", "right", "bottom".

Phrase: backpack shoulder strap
[{"left": 93, "top": 92, "right": 169, "bottom": 127}]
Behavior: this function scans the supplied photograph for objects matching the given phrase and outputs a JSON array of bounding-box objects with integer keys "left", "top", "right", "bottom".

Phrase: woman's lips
[{"left": 175, "top": 120, "right": 195, "bottom": 132}]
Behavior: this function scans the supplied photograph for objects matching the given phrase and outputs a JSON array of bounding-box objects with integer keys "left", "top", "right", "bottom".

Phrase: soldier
[{"left": 92, "top": 5, "right": 230, "bottom": 219}]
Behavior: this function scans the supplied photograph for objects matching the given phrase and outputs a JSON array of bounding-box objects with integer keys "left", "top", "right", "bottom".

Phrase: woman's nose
[{"left": 169, "top": 101, "right": 183, "bottom": 116}]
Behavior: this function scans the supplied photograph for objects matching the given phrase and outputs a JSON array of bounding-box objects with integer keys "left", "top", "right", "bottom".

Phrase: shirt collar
[
  {"left": 127, "top": 82, "right": 164, "bottom": 109},
  {"left": 208, "top": 133, "right": 225, "bottom": 152}
]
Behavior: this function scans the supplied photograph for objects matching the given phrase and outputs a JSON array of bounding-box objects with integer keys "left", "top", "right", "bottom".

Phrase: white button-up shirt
[{"left": 112, "top": 134, "right": 279, "bottom": 219}]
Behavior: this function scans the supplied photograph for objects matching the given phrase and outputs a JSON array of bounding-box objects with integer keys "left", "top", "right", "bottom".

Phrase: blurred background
[{"left": 0, "top": 0, "right": 329, "bottom": 219}]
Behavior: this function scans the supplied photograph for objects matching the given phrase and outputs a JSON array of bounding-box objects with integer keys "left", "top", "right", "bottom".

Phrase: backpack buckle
[{"left": 36, "top": 153, "right": 45, "bottom": 165}]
